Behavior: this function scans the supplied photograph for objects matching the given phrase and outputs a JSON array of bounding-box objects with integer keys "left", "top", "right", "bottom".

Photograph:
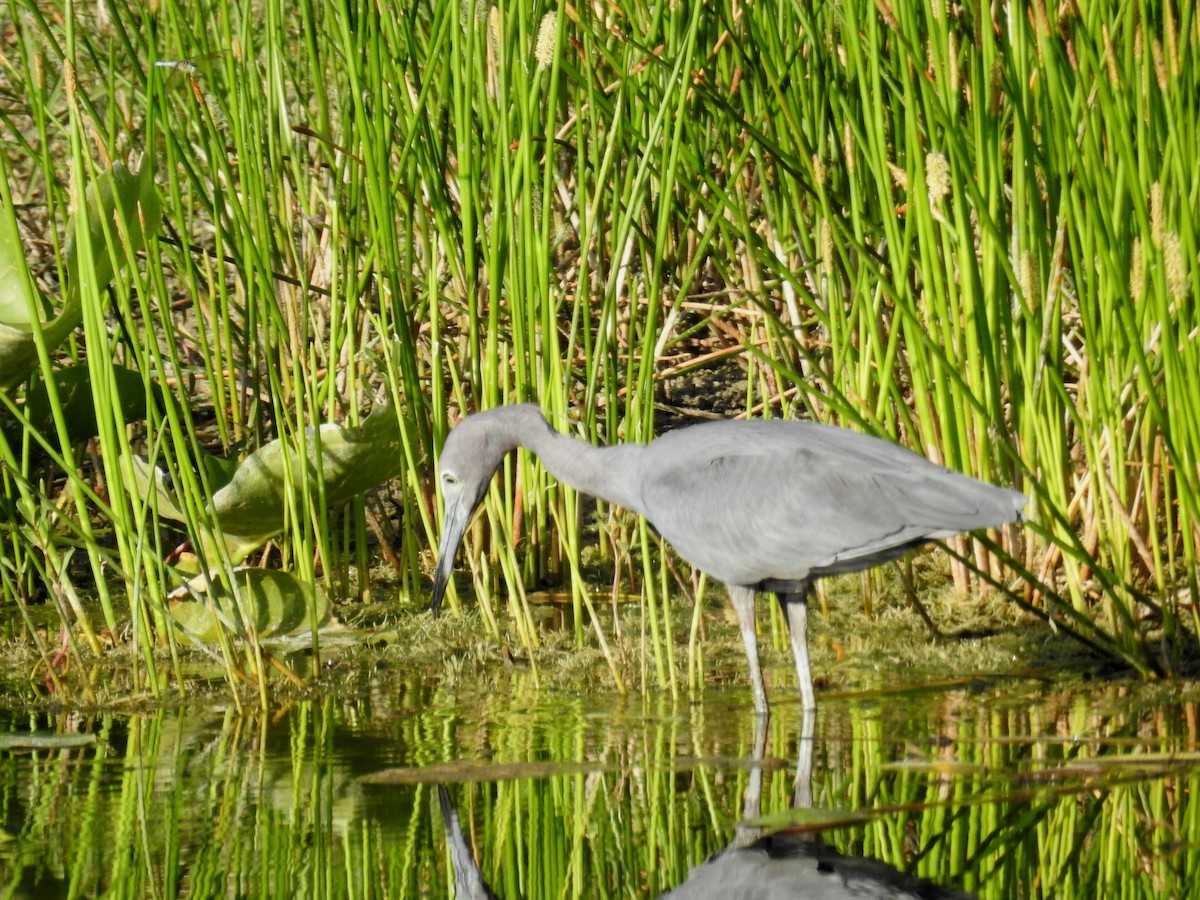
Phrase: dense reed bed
[{"left": 0, "top": 0, "right": 1196, "bottom": 697}]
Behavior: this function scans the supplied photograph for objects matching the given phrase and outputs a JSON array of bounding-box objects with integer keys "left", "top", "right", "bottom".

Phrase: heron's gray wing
[{"left": 637, "top": 421, "right": 1018, "bottom": 587}]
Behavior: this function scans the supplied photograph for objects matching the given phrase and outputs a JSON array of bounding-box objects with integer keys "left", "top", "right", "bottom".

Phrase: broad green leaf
[
  {"left": 0, "top": 164, "right": 162, "bottom": 391},
  {"left": 124, "top": 454, "right": 279, "bottom": 565},
  {"left": 125, "top": 406, "right": 404, "bottom": 562},
  {"left": 0, "top": 194, "right": 36, "bottom": 330},
  {"left": 169, "top": 568, "right": 331, "bottom": 645},
  {"left": 0, "top": 320, "right": 42, "bottom": 392},
  {"left": 208, "top": 405, "right": 404, "bottom": 552},
  {"left": 2, "top": 366, "right": 163, "bottom": 459},
  {"left": 63, "top": 162, "right": 163, "bottom": 303},
  {"left": 0, "top": 175, "right": 45, "bottom": 389},
  {"left": 128, "top": 456, "right": 190, "bottom": 524},
  {"left": 201, "top": 452, "right": 241, "bottom": 492}
]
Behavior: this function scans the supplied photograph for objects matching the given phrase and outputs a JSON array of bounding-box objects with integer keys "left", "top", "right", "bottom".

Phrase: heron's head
[{"left": 429, "top": 411, "right": 530, "bottom": 614}]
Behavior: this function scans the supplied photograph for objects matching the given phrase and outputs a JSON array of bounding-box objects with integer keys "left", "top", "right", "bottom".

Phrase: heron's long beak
[{"left": 430, "top": 493, "right": 473, "bottom": 615}]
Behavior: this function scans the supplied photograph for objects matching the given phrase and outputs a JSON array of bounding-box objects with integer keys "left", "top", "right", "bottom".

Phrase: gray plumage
[
  {"left": 431, "top": 404, "right": 1025, "bottom": 715},
  {"left": 663, "top": 833, "right": 976, "bottom": 899},
  {"left": 437, "top": 785, "right": 498, "bottom": 900}
]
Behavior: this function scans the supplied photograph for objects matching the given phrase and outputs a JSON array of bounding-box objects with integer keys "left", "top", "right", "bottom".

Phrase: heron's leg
[
  {"left": 794, "top": 706, "right": 815, "bottom": 809},
  {"left": 732, "top": 713, "right": 769, "bottom": 848},
  {"left": 728, "top": 585, "right": 769, "bottom": 717},
  {"left": 776, "top": 586, "right": 816, "bottom": 712}
]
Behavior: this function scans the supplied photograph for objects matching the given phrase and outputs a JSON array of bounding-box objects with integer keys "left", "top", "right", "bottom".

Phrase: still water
[{"left": 0, "top": 670, "right": 1196, "bottom": 898}]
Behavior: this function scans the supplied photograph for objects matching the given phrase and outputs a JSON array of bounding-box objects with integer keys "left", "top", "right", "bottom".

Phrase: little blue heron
[{"left": 430, "top": 404, "right": 1025, "bottom": 715}]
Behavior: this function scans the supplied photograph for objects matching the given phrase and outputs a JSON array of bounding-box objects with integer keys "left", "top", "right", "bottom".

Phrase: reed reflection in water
[{"left": 0, "top": 677, "right": 1195, "bottom": 897}]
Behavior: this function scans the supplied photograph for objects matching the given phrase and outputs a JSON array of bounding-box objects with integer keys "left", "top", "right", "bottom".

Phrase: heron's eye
[{"left": 442, "top": 472, "right": 459, "bottom": 486}]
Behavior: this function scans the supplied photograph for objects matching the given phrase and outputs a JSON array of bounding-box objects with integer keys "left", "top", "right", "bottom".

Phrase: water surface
[{"left": 0, "top": 671, "right": 1196, "bottom": 898}]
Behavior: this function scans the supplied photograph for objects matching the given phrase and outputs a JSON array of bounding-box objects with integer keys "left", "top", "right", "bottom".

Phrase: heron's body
[{"left": 432, "top": 404, "right": 1025, "bottom": 715}]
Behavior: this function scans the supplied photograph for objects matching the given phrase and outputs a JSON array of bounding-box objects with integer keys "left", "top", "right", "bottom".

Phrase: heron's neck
[{"left": 516, "top": 415, "right": 648, "bottom": 516}]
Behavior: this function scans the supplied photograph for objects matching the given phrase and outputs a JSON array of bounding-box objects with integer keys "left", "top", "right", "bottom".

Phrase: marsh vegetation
[{"left": 1, "top": 0, "right": 1198, "bottom": 894}]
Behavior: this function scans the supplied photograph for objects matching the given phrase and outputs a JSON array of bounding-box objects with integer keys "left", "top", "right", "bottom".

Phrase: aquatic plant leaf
[
  {"left": 169, "top": 568, "right": 330, "bottom": 644},
  {"left": 201, "top": 451, "right": 240, "bottom": 492},
  {"left": 123, "top": 406, "right": 403, "bottom": 562},
  {"left": 3, "top": 366, "right": 161, "bottom": 458},
  {"left": 0, "top": 201, "right": 34, "bottom": 329},
  {"left": 0, "top": 330, "right": 39, "bottom": 393},
  {"left": 63, "top": 162, "right": 163, "bottom": 304},
  {"left": 208, "top": 405, "right": 404, "bottom": 552},
  {"left": 121, "top": 462, "right": 280, "bottom": 565},
  {"left": 167, "top": 593, "right": 222, "bottom": 643},
  {"left": 0, "top": 299, "right": 73, "bottom": 391},
  {"left": 125, "top": 445, "right": 239, "bottom": 527},
  {"left": 127, "top": 456, "right": 190, "bottom": 524},
  {"left": 0, "top": 163, "right": 162, "bottom": 390},
  {"left": 0, "top": 180, "right": 46, "bottom": 389}
]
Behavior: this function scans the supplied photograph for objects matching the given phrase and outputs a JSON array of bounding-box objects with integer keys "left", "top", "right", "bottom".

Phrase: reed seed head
[
  {"left": 875, "top": 0, "right": 898, "bottom": 30},
  {"left": 535, "top": 12, "right": 557, "bottom": 68},
  {"left": 529, "top": 182, "right": 544, "bottom": 224},
  {"left": 820, "top": 219, "right": 835, "bottom": 274},
  {"left": 1130, "top": 239, "right": 1144, "bottom": 303},
  {"left": 489, "top": 6, "right": 501, "bottom": 55},
  {"left": 1102, "top": 25, "right": 1119, "bottom": 85},
  {"left": 811, "top": 154, "right": 826, "bottom": 187},
  {"left": 1019, "top": 250, "right": 1039, "bottom": 305},
  {"left": 988, "top": 60, "right": 1005, "bottom": 115},
  {"left": 461, "top": 0, "right": 488, "bottom": 26},
  {"left": 949, "top": 31, "right": 959, "bottom": 96},
  {"left": 926, "top": 152, "right": 951, "bottom": 207},
  {"left": 1163, "top": 232, "right": 1187, "bottom": 304},
  {"left": 1152, "top": 38, "right": 1167, "bottom": 91}
]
